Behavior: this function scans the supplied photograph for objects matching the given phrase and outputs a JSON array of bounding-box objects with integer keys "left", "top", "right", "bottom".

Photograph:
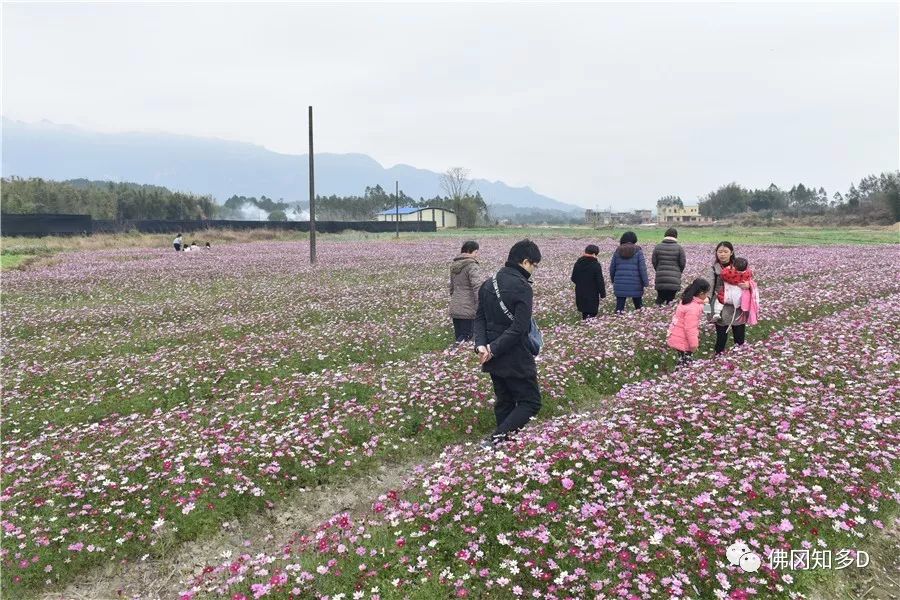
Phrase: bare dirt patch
[{"left": 42, "top": 455, "right": 435, "bottom": 600}]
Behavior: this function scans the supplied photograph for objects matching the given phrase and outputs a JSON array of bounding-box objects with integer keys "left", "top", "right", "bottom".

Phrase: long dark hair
[
  {"left": 681, "top": 277, "right": 711, "bottom": 305},
  {"left": 715, "top": 241, "right": 735, "bottom": 266}
]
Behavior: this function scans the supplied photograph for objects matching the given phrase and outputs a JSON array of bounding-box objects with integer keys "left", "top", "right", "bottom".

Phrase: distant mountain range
[{"left": 1, "top": 118, "right": 584, "bottom": 215}]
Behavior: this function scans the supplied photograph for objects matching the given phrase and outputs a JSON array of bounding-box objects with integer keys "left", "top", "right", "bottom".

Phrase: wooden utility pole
[
  {"left": 308, "top": 106, "right": 316, "bottom": 264},
  {"left": 395, "top": 180, "right": 399, "bottom": 238}
]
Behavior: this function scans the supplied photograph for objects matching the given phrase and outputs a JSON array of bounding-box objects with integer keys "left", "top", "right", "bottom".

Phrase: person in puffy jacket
[
  {"left": 570, "top": 244, "right": 606, "bottom": 319},
  {"left": 449, "top": 240, "right": 482, "bottom": 342},
  {"left": 609, "top": 231, "right": 649, "bottom": 313},
  {"left": 667, "top": 277, "right": 710, "bottom": 366},
  {"left": 651, "top": 227, "right": 686, "bottom": 305}
]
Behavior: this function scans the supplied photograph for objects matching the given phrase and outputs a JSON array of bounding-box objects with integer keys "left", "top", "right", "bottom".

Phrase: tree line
[
  {"left": 669, "top": 171, "right": 899, "bottom": 223},
  {"left": 1, "top": 177, "right": 217, "bottom": 221},
  {"left": 1, "top": 168, "right": 493, "bottom": 227}
]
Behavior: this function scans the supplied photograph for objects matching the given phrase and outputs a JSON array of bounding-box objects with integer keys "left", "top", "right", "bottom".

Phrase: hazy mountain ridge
[{"left": 1, "top": 118, "right": 583, "bottom": 214}]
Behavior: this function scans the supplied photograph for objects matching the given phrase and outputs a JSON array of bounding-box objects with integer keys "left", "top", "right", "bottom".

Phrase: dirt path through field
[{"left": 41, "top": 453, "right": 437, "bottom": 600}]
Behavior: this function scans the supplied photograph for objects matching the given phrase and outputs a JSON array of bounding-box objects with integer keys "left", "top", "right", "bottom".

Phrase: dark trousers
[
  {"left": 452, "top": 318, "right": 474, "bottom": 342},
  {"left": 581, "top": 311, "right": 598, "bottom": 320},
  {"left": 677, "top": 351, "right": 693, "bottom": 366},
  {"left": 715, "top": 324, "right": 746, "bottom": 354},
  {"left": 615, "top": 296, "right": 643, "bottom": 312},
  {"left": 174, "top": 244, "right": 181, "bottom": 252},
  {"left": 489, "top": 374, "right": 542, "bottom": 440},
  {"left": 656, "top": 290, "right": 678, "bottom": 305}
]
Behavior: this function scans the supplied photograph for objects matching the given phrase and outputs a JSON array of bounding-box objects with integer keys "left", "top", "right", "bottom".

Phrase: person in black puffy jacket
[
  {"left": 651, "top": 228, "right": 686, "bottom": 305},
  {"left": 571, "top": 244, "right": 606, "bottom": 319}
]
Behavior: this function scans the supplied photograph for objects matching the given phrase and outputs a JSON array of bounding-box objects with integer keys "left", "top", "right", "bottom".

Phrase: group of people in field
[
  {"left": 172, "top": 234, "right": 211, "bottom": 252},
  {"left": 448, "top": 233, "right": 760, "bottom": 448}
]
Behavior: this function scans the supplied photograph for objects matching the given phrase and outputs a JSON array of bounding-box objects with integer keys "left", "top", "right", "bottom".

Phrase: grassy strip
[
  {"left": 0, "top": 254, "right": 35, "bottom": 269},
  {"left": 1, "top": 226, "right": 897, "bottom": 260}
]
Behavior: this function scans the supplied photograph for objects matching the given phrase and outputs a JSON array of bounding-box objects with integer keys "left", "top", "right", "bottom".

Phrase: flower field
[
  {"left": 187, "top": 298, "right": 900, "bottom": 600},
  {"left": 2, "top": 236, "right": 898, "bottom": 598}
]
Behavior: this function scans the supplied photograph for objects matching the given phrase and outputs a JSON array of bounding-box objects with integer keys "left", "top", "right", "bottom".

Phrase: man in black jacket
[
  {"left": 474, "top": 239, "right": 542, "bottom": 447},
  {"left": 571, "top": 244, "right": 606, "bottom": 319}
]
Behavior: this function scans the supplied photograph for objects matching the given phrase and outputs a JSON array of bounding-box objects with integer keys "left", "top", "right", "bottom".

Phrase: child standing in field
[
  {"left": 173, "top": 234, "right": 183, "bottom": 252},
  {"left": 667, "top": 278, "right": 710, "bottom": 366}
]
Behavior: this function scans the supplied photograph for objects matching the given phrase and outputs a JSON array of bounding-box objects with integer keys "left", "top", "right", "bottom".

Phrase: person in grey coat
[
  {"left": 651, "top": 227, "right": 687, "bottom": 305},
  {"left": 449, "top": 240, "right": 481, "bottom": 342}
]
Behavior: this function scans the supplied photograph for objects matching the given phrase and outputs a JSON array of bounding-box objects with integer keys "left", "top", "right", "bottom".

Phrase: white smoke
[
  {"left": 232, "top": 205, "right": 271, "bottom": 221},
  {"left": 287, "top": 206, "right": 310, "bottom": 221}
]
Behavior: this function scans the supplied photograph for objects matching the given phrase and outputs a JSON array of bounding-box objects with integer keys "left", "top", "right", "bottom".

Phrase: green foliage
[
  {"left": 656, "top": 195, "right": 683, "bottom": 209},
  {"left": 267, "top": 209, "right": 288, "bottom": 221},
  {"left": 698, "top": 172, "right": 898, "bottom": 223},
  {"left": 699, "top": 182, "right": 750, "bottom": 217},
  {"left": 748, "top": 184, "right": 788, "bottom": 212},
  {"left": 1, "top": 177, "right": 217, "bottom": 220}
]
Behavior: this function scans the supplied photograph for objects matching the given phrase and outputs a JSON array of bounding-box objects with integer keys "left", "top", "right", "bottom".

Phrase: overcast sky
[{"left": 3, "top": 2, "right": 898, "bottom": 210}]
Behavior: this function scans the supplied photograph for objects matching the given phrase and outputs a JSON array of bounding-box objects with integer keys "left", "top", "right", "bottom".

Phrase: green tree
[
  {"left": 699, "top": 183, "right": 749, "bottom": 218},
  {"left": 268, "top": 209, "right": 288, "bottom": 221},
  {"left": 656, "top": 195, "right": 683, "bottom": 209}
]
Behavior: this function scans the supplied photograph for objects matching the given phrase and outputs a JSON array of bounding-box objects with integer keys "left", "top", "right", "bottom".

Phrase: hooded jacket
[
  {"left": 570, "top": 255, "right": 606, "bottom": 314},
  {"left": 651, "top": 237, "right": 686, "bottom": 291},
  {"left": 667, "top": 296, "right": 706, "bottom": 352},
  {"left": 449, "top": 254, "right": 481, "bottom": 319},
  {"left": 609, "top": 243, "right": 649, "bottom": 298}
]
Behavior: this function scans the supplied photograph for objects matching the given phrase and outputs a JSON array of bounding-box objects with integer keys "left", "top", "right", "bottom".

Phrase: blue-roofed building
[{"left": 375, "top": 206, "right": 457, "bottom": 229}]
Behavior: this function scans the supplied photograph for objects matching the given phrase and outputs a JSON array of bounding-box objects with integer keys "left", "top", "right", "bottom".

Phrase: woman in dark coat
[
  {"left": 571, "top": 244, "right": 607, "bottom": 319},
  {"left": 609, "top": 231, "right": 648, "bottom": 313},
  {"left": 651, "top": 227, "right": 686, "bottom": 305}
]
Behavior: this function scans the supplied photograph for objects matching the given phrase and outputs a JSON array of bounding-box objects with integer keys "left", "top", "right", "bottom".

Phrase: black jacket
[
  {"left": 570, "top": 255, "right": 606, "bottom": 313},
  {"left": 651, "top": 238, "right": 686, "bottom": 291},
  {"left": 474, "top": 262, "right": 537, "bottom": 379}
]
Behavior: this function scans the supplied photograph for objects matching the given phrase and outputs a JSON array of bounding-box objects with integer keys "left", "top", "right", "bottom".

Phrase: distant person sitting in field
[
  {"left": 204, "top": 241, "right": 211, "bottom": 249},
  {"left": 173, "top": 234, "right": 183, "bottom": 252},
  {"left": 570, "top": 244, "right": 606, "bottom": 319},
  {"left": 190, "top": 241, "right": 199, "bottom": 251}
]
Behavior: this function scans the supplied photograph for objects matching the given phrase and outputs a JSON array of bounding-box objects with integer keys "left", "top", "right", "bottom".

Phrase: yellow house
[
  {"left": 657, "top": 205, "right": 713, "bottom": 224},
  {"left": 376, "top": 206, "right": 457, "bottom": 229}
]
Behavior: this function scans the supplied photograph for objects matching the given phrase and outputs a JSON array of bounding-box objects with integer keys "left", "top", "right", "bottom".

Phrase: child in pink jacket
[{"left": 667, "top": 278, "right": 711, "bottom": 366}]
